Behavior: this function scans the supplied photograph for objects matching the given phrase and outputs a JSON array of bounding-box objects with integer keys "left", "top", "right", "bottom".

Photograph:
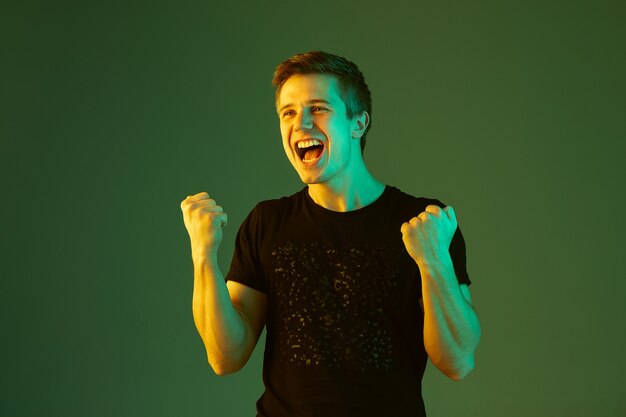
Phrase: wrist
[
  {"left": 192, "top": 247, "right": 219, "bottom": 266},
  {"left": 415, "top": 251, "right": 452, "bottom": 271}
]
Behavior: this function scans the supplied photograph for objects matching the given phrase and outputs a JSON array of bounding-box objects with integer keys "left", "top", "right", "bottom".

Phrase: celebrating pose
[{"left": 181, "top": 51, "right": 481, "bottom": 417}]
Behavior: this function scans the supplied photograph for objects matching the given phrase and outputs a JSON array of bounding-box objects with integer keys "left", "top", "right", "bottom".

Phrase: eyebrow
[{"left": 279, "top": 99, "right": 332, "bottom": 113}]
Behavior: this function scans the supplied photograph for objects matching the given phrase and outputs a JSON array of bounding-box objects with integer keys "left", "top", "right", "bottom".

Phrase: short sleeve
[
  {"left": 430, "top": 198, "right": 471, "bottom": 286},
  {"left": 449, "top": 225, "right": 471, "bottom": 286},
  {"left": 225, "top": 204, "right": 267, "bottom": 293}
]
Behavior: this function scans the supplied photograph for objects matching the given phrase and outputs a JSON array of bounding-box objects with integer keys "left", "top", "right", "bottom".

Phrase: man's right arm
[
  {"left": 191, "top": 253, "right": 266, "bottom": 375},
  {"left": 181, "top": 192, "right": 267, "bottom": 375}
]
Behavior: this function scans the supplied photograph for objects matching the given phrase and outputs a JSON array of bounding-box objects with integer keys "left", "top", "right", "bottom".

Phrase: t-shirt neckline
[{"left": 301, "top": 185, "right": 391, "bottom": 217}]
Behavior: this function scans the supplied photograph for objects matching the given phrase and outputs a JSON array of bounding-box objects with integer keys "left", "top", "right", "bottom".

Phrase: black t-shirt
[{"left": 226, "top": 185, "right": 471, "bottom": 417}]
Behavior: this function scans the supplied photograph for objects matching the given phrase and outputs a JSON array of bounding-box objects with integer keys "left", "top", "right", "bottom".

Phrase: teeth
[{"left": 297, "top": 139, "right": 322, "bottom": 148}]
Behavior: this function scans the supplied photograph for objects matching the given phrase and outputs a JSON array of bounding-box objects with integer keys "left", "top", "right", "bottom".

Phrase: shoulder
[
  {"left": 385, "top": 185, "right": 446, "bottom": 213},
  {"left": 255, "top": 187, "right": 305, "bottom": 214},
  {"left": 242, "top": 188, "right": 307, "bottom": 227}
]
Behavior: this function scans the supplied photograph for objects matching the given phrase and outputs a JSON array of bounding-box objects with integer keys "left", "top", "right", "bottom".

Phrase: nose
[{"left": 294, "top": 110, "right": 313, "bottom": 131}]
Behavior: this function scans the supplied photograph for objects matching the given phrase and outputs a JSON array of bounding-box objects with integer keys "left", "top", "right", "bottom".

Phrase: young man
[{"left": 181, "top": 51, "right": 481, "bottom": 417}]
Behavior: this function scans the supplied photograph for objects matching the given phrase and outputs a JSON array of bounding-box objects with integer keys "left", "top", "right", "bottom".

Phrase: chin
[
  {"left": 297, "top": 173, "right": 323, "bottom": 185},
  {"left": 299, "top": 176, "right": 318, "bottom": 185}
]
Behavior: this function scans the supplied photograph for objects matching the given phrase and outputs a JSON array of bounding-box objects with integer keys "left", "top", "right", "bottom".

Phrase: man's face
[{"left": 278, "top": 73, "right": 362, "bottom": 185}]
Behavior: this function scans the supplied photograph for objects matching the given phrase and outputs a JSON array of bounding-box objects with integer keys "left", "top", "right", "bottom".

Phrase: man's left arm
[{"left": 401, "top": 205, "right": 481, "bottom": 381}]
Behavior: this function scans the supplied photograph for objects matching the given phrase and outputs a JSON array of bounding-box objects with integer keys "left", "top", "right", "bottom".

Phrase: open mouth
[{"left": 295, "top": 139, "right": 325, "bottom": 163}]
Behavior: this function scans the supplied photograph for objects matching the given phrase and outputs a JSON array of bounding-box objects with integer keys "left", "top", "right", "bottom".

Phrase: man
[{"left": 180, "top": 51, "right": 481, "bottom": 416}]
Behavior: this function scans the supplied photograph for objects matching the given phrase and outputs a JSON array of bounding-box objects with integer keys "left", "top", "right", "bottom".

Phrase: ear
[{"left": 351, "top": 111, "right": 370, "bottom": 139}]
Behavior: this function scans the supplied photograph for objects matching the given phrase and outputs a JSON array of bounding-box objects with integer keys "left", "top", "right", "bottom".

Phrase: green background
[{"left": 2, "top": 0, "right": 625, "bottom": 416}]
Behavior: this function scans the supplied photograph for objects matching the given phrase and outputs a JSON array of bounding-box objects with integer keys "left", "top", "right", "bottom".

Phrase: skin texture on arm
[
  {"left": 402, "top": 204, "right": 481, "bottom": 380},
  {"left": 181, "top": 192, "right": 267, "bottom": 375},
  {"left": 191, "top": 253, "right": 267, "bottom": 375},
  {"left": 418, "top": 265, "right": 480, "bottom": 380}
]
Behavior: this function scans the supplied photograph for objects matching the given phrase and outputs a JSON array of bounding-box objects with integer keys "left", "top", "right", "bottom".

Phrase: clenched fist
[
  {"left": 180, "top": 192, "right": 228, "bottom": 256},
  {"left": 401, "top": 205, "right": 458, "bottom": 265}
]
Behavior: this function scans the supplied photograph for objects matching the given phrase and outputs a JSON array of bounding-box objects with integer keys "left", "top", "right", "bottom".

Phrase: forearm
[
  {"left": 191, "top": 250, "right": 250, "bottom": 375},
  {"left": 419, "top": 254, "right": 481, "bottom": 380}
]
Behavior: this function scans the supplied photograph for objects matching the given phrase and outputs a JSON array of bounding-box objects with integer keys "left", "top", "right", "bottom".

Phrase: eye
[
  {"left": 282, "top": 110, "right": 295, "bottom": 118},
  {"left": 312, "top": 106, "right": 328, "bottom": 112}
]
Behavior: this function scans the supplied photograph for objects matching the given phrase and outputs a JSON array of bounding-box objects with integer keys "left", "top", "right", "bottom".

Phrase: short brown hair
[{"left": 272, "top": 51, "right": 372, "bottom": 153}]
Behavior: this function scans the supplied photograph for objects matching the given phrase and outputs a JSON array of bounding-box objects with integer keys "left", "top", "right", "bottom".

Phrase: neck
[{"left": 307, "top": 162, "right": 385, "bottom": 212}]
